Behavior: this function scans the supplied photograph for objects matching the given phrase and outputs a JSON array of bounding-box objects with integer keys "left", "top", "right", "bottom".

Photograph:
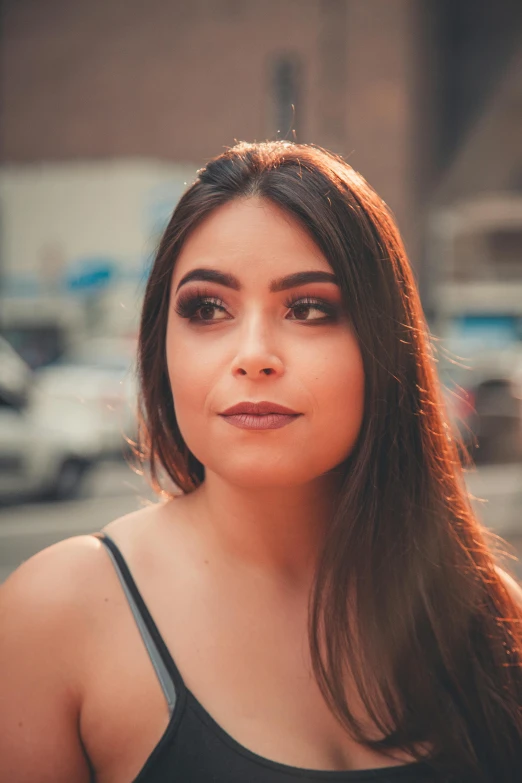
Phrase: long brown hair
[{"left": 137, "top": 141, "right": 522, "bottom": 781}]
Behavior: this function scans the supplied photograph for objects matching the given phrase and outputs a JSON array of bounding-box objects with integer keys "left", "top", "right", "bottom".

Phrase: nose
[{"left": 231, "top": 312, "right": 285, "bottom": 379}]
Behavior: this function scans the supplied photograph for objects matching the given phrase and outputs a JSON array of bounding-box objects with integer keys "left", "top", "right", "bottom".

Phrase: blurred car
[
  {"left": 0, "top": 337, "right": 99, "bottom": 501},
  {"left": 439, "top": 343, "right": 522, "bottom": 464},
  {"left": 33, "top": 336, "right": 138, "bottom": 459}
]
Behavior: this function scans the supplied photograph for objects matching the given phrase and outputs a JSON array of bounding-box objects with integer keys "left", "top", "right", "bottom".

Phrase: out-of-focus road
[
  {"left": 0, "top": 461, "right": 521, "bottom": 584},
  {"left": 0, "top": 460, "right": 157, "bottom": 584}
]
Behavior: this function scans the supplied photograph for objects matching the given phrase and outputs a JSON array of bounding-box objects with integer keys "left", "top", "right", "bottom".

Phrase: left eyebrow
[{"left": 175, "top": 268, "right": 338, "bottom": 293}]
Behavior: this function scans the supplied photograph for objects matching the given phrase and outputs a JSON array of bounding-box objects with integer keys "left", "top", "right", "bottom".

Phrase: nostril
[{"left": 235, "top": 366, "right": 278, "bottom": 376}]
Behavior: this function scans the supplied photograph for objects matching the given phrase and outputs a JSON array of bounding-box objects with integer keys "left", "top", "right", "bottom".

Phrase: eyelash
[{"left": 174, "top": 288, "right": 338, "bottom": 324}]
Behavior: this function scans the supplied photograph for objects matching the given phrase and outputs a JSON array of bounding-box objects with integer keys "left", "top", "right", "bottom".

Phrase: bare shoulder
[
  {"left": 1, "top": 499, "right": 165, "bottom": 618},
  {"left": 0, "top": 500, "right": 174, "bottom": 782},
  {"left": 0, "top": 501, "right": 168, "bottom": 783},
  {"left": 0, "top": 526, "right": 145, "bottom": 621},
  {"left": 4, "top": 530, "right": 102, "bottom": 583},
  {"left": 495, "top": 565, "right": 522, "bottom": 610},
  {"left": 0, "top": 535, "right": 106, "bottom": 782},
  {"left": 0, "top": 533, "right": 122, "bottom": 691},
  {"left": 1, "top": 534, "right": 106, "bottom": 626}
]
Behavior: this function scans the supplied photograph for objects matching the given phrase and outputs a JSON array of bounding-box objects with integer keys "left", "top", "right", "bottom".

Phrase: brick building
[
  {"left": 1, "top": 0, "right": 522, "bottom": 355},
  {"left": 1, "top": 0, "right": 428, "bottom": 251}
]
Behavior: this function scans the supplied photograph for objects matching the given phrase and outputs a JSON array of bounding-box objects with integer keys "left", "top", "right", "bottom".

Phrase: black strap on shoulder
[{"left": 94, "top": 532, "right": 184, "bottom": 703}]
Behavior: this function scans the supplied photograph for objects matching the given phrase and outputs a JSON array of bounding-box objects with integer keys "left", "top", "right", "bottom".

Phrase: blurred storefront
[
  {"left": 0, "top": 159, "right": 196, "bottom": 365},
  {"left": 0, "top": 0, "right": 521, "bottom": 371}
]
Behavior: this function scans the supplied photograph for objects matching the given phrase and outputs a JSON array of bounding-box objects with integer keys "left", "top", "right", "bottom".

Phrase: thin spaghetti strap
[{"left": 93, "top": 532, "right": 185, "bottom": 702}]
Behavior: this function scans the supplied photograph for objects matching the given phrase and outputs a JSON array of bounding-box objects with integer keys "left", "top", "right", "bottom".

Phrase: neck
[{"left": 183, "top": 468, "right": 343, "bottom": 587}]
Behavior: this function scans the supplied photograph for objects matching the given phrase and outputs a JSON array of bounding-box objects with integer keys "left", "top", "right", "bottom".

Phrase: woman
[{"left": 1, "top": 141, "right": 521, "bottom": 783}]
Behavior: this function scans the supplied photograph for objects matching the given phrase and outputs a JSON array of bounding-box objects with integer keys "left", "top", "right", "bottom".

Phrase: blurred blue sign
[
  {"left": 449, "top": 314, "right": 522, "bottom": 353},
  {"left": 66, "top": 258, "right": 116, "bottom": 292},
  {"left": 454, "top": 315, "right": 521, "bottom": 339}
]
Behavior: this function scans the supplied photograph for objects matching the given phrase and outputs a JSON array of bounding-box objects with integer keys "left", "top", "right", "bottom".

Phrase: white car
[
  {"left": 0, "top": 338, "right": 100, "bottom": 501},
  {"left": 439, "top": 341, "right": 522, "bottom": 464},
  {"left": 33, "top": 336, "right": 138, "bottom": 460}
]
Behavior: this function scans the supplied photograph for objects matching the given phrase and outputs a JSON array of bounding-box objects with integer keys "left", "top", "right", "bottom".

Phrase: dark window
[
  {"left": 1, "top": 325, "right": 65, "bottom": 369},
  {"left": 0, "top": 386, "right": 27, "bottom": 412}
]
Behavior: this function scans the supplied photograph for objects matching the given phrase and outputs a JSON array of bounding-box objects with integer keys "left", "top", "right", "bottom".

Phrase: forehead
[{"left": 171, "top": 197, "right": 332, "bottom": 286}]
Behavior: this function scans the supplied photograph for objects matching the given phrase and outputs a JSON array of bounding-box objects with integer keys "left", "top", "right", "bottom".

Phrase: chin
[{"left": 205, "top": 453, "right": 339, "bottom": 489}]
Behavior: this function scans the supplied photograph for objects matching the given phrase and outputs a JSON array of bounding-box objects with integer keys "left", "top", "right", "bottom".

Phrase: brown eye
[
  {"left": 197, "top": 303, "right": 228, "bottom": 321},
  {"left": 174, "top": 292, "right": 230, "bottom": 323},
  {"left": 285, "top": 297, "right": 337, "bottom": 322},
  {"left": 291, "top": 303, "right": 324, "bottom": 321}
]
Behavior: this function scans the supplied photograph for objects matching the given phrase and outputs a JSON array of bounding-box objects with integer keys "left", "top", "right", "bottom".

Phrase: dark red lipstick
[{"left": 219, "top": 401, "right": 302, "bottom": 430}]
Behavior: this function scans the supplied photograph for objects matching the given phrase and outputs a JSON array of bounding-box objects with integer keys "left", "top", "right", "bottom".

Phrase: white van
[{"left": 0, "top": 338, "right": 99, "bottom": 501}]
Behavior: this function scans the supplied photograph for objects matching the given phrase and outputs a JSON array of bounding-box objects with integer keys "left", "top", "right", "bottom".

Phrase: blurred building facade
[{"left": 1, "top": 0, "right": 522, "bottom": 363}]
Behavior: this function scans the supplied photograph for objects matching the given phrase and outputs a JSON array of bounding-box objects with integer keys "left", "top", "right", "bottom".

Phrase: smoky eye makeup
[
  {"left": 283, "top": 293, "right": 341, "bottom": 321},
  {"left": 173, "top": 287, "right": 228, "bottom": 320},
  {"left": 173, "top": 284, "right": 344, "bottom": 324}
]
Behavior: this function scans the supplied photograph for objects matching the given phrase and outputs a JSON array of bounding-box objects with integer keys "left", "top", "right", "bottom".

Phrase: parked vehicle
[
  {"left": 33, "top": 336, "right": 138, "bottom": 460},
  {"left": 439, "top": 342, "right": 522, "bottom": 464},
  {"left": 0, "top": 337, "right": 100, "bottom": 502},
  {"left": 428, "top": 197, "right": 522, "bottom": 464}
]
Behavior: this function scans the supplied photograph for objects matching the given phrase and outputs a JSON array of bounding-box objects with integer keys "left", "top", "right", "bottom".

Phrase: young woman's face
[{"left": 166, "top": 198, "right": 365, "bottom": 488}]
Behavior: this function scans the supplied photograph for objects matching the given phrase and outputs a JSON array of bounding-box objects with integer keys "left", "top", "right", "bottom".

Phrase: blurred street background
[{"left": 1, "top": 0, "right": 522, "bottom": 581}]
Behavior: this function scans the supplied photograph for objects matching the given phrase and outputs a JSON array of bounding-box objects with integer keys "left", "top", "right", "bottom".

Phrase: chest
[{"left": 79, "top": 579, "right": 412, "bottom": 783}]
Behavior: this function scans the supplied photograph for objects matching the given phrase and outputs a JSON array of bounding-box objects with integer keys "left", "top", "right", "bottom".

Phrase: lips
[
  {"left": 220, "top": 401, "right": 300, "bottom": 416},
  {"left": 219, "top": 401, "right": 302, "bottom": 431}
]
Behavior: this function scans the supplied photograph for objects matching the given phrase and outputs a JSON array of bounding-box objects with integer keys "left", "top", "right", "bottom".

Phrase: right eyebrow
[
  {"left": 175, "top": 268, "right": 240, "bottom": 293},
  {"left": 175, "top": 268, "right": 338, "bottom": 293}
]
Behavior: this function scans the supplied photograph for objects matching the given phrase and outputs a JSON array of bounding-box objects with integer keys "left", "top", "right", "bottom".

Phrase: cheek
[
  {"left": 166, "top": 334, "right": 213, "bottom": 416},
  {"left": 166, "top": 327, "right": 227, "bottom": 467},
  {"left": 306, "top": 336, "right": 365, "bottom": 458}
]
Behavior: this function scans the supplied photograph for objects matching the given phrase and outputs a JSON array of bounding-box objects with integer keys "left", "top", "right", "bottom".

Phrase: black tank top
[{"left": 94, "top": 532, "right": 450, "bottom": 782}]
